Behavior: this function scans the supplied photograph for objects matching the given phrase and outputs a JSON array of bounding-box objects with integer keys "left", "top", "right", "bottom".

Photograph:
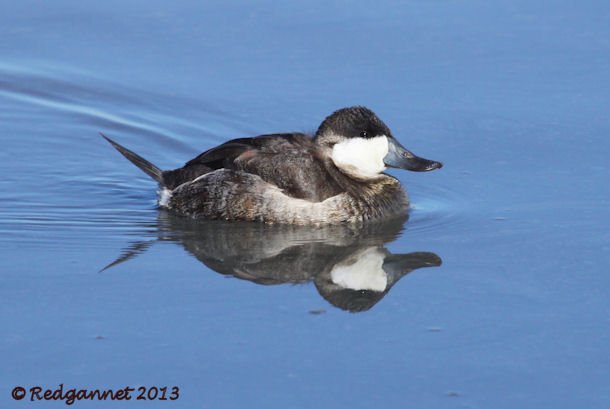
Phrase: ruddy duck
[{"left": 102, "top": 106, "right": 442, "bottom": 225}]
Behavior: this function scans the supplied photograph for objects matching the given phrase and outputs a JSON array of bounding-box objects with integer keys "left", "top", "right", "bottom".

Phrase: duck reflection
[{"left": 104, "top": 212, "right": 441, "bottom": 313}]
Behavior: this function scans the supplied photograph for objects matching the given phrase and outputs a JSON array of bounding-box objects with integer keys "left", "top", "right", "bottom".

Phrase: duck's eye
[{"left": 360, "top": 131, "right": 368, "bottom": 138}]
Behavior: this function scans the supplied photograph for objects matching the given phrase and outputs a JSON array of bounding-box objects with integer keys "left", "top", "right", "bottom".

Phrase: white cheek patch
[
  {"left": 331, "top": 136, "right": 389, "bottom": 179},
  {"left": 330, "top": 247, "right": 388, "bottom": 292}
]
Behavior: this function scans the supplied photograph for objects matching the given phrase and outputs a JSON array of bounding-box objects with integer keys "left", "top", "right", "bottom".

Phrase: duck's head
[{"left": 314, "top": 106, "right": 442, "bottom": 180}]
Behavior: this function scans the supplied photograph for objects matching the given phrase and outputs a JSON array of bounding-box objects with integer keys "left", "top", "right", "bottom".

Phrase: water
[{"left": 1, "top": 1, "right": 609, "bottom": 408}]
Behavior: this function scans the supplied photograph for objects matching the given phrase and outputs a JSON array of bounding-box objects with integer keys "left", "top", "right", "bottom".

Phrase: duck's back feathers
[{"left": 164, "top": 133, "right": 343, "bottom": 201}]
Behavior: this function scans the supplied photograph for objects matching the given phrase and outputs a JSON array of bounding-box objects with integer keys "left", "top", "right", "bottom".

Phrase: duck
[{"left": 102, "top": 106, "right": 442, "bottom": 225}]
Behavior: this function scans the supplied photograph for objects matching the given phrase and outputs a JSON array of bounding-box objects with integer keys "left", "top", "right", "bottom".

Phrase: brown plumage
[{"left": 102, "top": 106, "right": 442, "bottom": 225}]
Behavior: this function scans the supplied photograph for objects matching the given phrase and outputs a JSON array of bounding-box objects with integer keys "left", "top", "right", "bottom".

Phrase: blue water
[{"left": 1, "top": 1, "right": 609, "bottom": 408}]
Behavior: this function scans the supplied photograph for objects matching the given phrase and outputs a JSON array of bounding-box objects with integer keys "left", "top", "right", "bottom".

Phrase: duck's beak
[{"left": 384, "top": 137, "right": 443, "bottom": 172}]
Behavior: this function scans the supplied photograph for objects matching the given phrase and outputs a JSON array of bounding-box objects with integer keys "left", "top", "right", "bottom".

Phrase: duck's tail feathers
[{"left": 101, "top": 132, "right": 164, "bottom": 185}]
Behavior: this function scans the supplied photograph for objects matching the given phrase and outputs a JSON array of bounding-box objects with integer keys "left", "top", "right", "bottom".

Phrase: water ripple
[{"left": 406, "top": 180, "right": 472, "bottom": 236}]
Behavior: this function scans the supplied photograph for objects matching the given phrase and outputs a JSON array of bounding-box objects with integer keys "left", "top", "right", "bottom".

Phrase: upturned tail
[{"left": 101, "top": 133, "right": 164, "bottom": 185}]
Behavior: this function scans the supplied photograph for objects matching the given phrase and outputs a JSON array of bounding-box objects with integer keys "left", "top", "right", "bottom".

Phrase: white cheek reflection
[{"left": 330, "top": 247, "right": 388, "bottom": 292}]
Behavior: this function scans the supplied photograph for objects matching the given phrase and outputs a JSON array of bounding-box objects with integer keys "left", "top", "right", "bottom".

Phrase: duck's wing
[
  {"left": 164, "top": 133, "right": 342, "bottom": 201},
  {"left": 161, "top": 137, "right": 261, "bottom": 189}
]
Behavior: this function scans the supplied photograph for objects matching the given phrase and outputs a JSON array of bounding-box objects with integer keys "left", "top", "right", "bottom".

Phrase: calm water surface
[{"left": 1, "top": 1, "right": 609, "bottom": 408}]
